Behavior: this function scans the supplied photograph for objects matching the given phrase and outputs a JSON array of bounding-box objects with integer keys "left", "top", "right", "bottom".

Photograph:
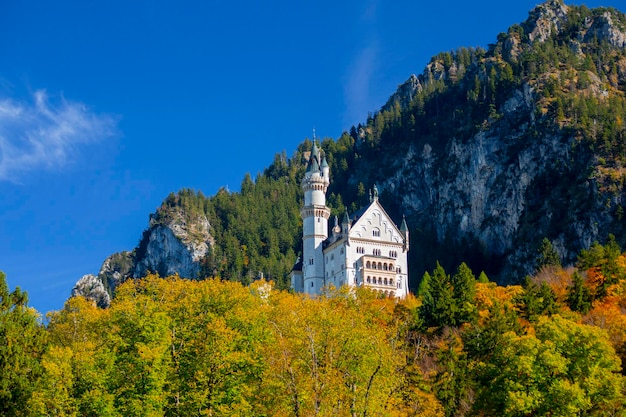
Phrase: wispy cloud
[
  {"left": 343, "top": 0, "right": 380, "bottom": 127},
  {"left": 343, "top": 45, "right": 379, "bottom": 127},
  {"left": 0, "top": 90, "right": 119, "bottom": 182}
]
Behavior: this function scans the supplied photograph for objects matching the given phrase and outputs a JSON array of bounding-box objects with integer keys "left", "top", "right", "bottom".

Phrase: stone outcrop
[
  {"left": 133, "top": 217, "right": 211, "bottom": 279},
  {"left": 71, "top": 206, "right": 213, "bottom": 304},
  {"left": 71, "top": 274, "right": 111, "bottom": 308}
]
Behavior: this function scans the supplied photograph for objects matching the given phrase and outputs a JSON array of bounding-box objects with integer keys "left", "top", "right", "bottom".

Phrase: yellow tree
[
  {"left": 107, "top": 275, "right": 173, "bottom": 417},
  {"left": 262, "top": 286, "right": 409, "bottom": 416}
]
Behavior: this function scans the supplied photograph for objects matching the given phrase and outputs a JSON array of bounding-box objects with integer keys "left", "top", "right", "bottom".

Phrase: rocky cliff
[
  {"left": 73, "top": 194, "right": 214, "bottom": 306},
  {"left": 350, "top": 0, "right": 626, "bottom": 280}
]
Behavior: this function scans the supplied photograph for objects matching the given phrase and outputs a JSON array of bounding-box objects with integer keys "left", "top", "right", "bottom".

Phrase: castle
[{"left": 291, "top": 141, "right": 409, "bottom": 298}]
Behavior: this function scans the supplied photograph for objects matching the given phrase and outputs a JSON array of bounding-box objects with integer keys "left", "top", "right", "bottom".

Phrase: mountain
[{"left": 73, "top": 0, "right": 626, "bottom": 305}]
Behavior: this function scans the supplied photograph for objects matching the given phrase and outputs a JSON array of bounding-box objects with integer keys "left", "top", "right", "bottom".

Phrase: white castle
[{"left": 291, "top": 141, "right": 409, "bottom": 298}]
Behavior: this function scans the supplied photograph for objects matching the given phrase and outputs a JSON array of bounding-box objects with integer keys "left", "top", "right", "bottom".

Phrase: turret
[
  {"left": 320, "top": 156, "right": 330, "bottom": 185},
  {"left": 342, "top": 210, "right": 350, "bottom": 234},
  {"left": 301, "top": 140, "right": 331, "bottom": 295},
  {"left": 400, "top": 215, "right": 409, "bottom": 252}
]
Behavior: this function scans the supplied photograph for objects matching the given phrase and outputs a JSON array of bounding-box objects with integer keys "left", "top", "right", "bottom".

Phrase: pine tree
[
  {"left": 451, "top": 262, "right": 477, "bottom": 325},
  {"left": 567, "top": 272, "right": 592, "bottom": 314},
  {"left": 420, "top": 263, "right": 455, "bottom": 330}
]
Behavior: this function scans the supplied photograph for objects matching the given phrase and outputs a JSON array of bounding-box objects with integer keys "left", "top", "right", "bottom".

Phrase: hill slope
[{"left": 74, "top": 0, "right": 626, "bottom": 303}]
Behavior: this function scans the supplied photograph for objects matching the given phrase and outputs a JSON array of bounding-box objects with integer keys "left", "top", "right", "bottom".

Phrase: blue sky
[{"left": 1, "top": 0, "right": 623, "bottom": 314}]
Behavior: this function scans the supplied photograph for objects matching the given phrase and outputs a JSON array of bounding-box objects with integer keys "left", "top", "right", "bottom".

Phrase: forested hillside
[
  {"left": 72, "top": 0, "right": 626, "bottom": 302},
  {"left": 4, "top": 237, "right": 626, "bottom": 415}
]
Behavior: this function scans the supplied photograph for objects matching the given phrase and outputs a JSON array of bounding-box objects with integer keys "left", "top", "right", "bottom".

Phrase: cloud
[
  {"left": 0, "top": 90, "right": 119, "bottom": 181},
  {"left": 343, "top": 45, "right": 379, "bottom": 128},
  {"left": 342, "top": 0, "right": 380, "bottom": 127}
]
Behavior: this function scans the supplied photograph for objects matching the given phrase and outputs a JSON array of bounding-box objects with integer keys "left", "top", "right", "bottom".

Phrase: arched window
[
  {"left": 366, "top": 261, "right": 371, "bottom": 268},
  {"left": 378, "top": 277, "right": 382, "bottom": 284},
  {"left": 384, "top": 278, "right": 388, "bottom": 285},
  {"left": 367, "top": 276, "right": 371, "bottom": 283},
  {"left": 383, "top": 263, "right": 388, "bottom": 271},
  {"left": 390, "top": 279, "right": 394, "bottom": 286},
  {"left": 373, "top": 228, "right": 380, "bottom": 237},
  {"left": 377, "top": 262, "right": 382, "bottom": 270}
]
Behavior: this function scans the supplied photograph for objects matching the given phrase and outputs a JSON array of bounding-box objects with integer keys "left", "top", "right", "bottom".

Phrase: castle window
[
  {"left": 377, "top": 262, "right": 382, "bottom": 269},
  {"left": 309, "top": 258, "right": 314, "bottom": 265},
  {"left": 367, "top": 276, "right": 371, "bottom": 283},
  {"left": 373, "top": 249, "right": 381, "bottom": 256},
  {"left": 384, "top": 278, "right": 388, "bottom": 285},
  {"left": 390, "top": 278, "right": 394, "bottom": 286},
  {"left": 311, "top": 281, "right": 314, "bottom": 287},
  {"left": 366, "top": 261, "right": 371, "bottom": 268},
  {"left": 389, "top": 250, "right": 397, "bottom": 258},
  {"left": 383, "top": 263, "right": 388, "bottom": 271},
  {"left": 397, "top": 267, "right": 401, "bottom": 273},
  {"left": 373, "top": 228, "right": 380, "bottom": 237}
]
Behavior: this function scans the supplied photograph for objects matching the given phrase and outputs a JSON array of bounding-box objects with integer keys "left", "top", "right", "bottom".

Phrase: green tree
[
  {"left": 536, "top": 237, "right": 561, "bottom": 271},
  {"left": 517, "top": 277, "right": 557, "bottom": 322},
  {"left": 0, "top": 271, "right": 47, "bottom": 417},
  {"left": 567, "top": 272, "right": 592, "bottom": 314},
  {"left": 450, "top": 262, "right": 477, "bottom": 325},
  {"left": 473, "top": 315, "right": 625, "bottom": 416},
  {"left": 420, "top": 263, "right": 455, "bottom": 330}
]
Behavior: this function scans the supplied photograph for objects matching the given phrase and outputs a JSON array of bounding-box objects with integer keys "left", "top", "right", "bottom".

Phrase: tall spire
[{"left": 400, "top": 215, "right": 408, "bottom": 232}]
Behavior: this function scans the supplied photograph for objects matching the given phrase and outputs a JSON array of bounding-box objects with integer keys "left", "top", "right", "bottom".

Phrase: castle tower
[{"left": 301, "top": 140, "right": 331, "bottom": 294}]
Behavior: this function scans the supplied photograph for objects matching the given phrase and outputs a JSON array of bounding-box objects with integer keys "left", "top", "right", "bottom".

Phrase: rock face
[
  {"left": 71, "top": 205, "right": 213, "bottom": 304},
  {"left": 383, "top": 82, "right": 602, "bottom": 280},
  {"left": 98, "top": 251, "right": 133, "bottom": 294},
  {"left": 526, "top": 0, "right": 569, "bottom": 43},
  {"left": 370, "top": 1, "right": 626, "bottom": 280},
  {"left": 382, "top": 74, "right": 422, "bottom": 112},
  {"left": 72, "top": 274, "right": 111, "bottom": 308},
  {"left": 133, "top": 217, "right": 211, "bottom": 279}
]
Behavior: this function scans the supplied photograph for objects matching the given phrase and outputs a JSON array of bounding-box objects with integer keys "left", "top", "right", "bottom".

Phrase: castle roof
[{"left": 400, "top": 215, "right": 408, "bottom": 233}]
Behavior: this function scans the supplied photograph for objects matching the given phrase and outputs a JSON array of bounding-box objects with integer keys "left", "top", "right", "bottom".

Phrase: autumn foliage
[{"left": 2, "top": 242, "right": 626, "bottom": 417}]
